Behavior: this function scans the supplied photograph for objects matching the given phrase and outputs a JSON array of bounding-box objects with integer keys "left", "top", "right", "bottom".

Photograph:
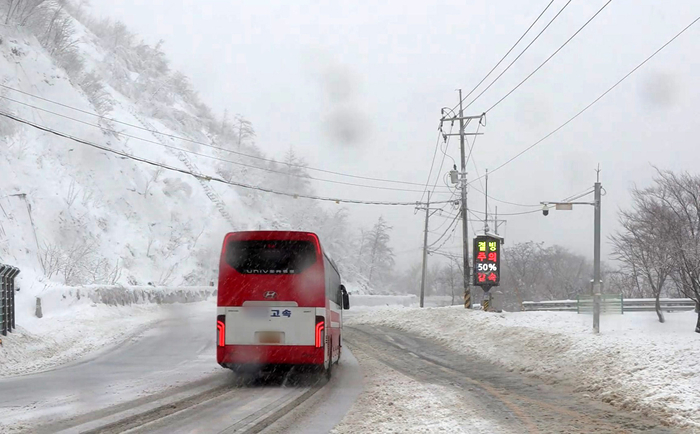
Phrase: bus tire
[{"left": 326, "top": 340, "right": 332, "bottom": 379}]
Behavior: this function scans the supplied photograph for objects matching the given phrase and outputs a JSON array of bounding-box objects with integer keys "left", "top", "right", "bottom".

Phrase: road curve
[{"left": 0, "top": 301, "right": 360, "bottom": 434}]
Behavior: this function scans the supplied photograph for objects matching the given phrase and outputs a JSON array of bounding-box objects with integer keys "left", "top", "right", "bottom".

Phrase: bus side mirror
[{"left": 341, "top": 285, "right": 350, "bottom": 310}]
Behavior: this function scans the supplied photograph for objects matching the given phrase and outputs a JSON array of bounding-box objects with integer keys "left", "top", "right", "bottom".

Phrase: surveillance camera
[{"left": 542, "top": 204, "right": 549, "bottom": 216}]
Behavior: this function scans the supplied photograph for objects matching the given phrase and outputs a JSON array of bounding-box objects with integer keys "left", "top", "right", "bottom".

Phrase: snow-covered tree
[{"left": 364, "top": 216, "right": 395, "bottom": 288}]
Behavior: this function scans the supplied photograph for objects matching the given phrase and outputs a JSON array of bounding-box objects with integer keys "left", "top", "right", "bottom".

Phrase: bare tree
[
  {"left": 643, "top": 169, "right": 700, "bottom": 333},
  {"left": 142, "top": 167, "right": 163, "bottom": 196},
  {"left": 4, "top": 0, "right": 47, "bottom": 25},
  {"left": 436, "top": 260, "right": 462, "bottom": 305},
  {"left": 610, "top": 184, "right": 674, "bottom": 322}
]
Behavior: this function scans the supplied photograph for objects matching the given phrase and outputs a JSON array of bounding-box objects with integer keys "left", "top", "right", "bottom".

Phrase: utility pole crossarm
[{"left": 441, "top": 114, "right": 485, "bottom": 122}]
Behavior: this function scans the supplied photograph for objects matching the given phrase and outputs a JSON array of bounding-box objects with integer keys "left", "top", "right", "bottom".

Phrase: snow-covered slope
[{"left": 0, "top": 14, "right": 304, "bottom": 317}]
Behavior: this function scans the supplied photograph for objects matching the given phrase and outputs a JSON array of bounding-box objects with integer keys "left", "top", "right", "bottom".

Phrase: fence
[
  {"left": 0, "top": 264, "right": 20, "bottom": 336},
  {"left": 522, "top": 297, "right": 697, "bottom": 313}
]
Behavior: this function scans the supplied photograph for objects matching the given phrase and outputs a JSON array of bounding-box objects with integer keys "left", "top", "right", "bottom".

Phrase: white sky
[{"left": 89, "top": 0, "right": 700, "bottom": 270}]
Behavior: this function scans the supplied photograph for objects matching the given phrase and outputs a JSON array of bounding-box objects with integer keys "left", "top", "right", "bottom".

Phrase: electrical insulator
[{"left": 450, "top": 170, "right": 459, "bottom": 184}]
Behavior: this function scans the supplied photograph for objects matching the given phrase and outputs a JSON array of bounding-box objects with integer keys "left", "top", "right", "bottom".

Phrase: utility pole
[
  {"left": 484, "top": 169, "right": 489, "bottom": 234},
  {"left": 440, "top": 93, "right": 484, "bottom": 309},
  {"left": 458, "top": 90, "right": 470, "bottom": 309},
  {"left": 416, "top": 193, "right": 442, "bottom": 308},
  {"left": 420, "top": 192, "right": 430, "bottom": 308},
  {"left": 593, "top": 166, "right": 602, "bottom": 333},
  {"left": 494, "top": 206, "right": 498, "bottom": 235}
]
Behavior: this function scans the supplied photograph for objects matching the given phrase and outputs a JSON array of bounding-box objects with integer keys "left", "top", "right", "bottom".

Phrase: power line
[
  {"left": 469, "top": 207, "right": 541, "bottom": 216},
  {"left": 0, "top": 95, "right": 454, "bottom": 194},
  {"left": 486, "top": 0, "right": 613, "bottom": 113},
  {"left": 469, "top": 185, "right": 540, "bottom": 208},
  {"left": 429, "top": 124, "right": 454, "bottom": 199},
  {"left": 450, "top": 0, "right": 555, "bottom": 112},
  {"left": 0, "top": 83, "right": 446, "bottom": 189},
  {"left": 0, "top": 110, "right": 457, "bottom": 207},
  {"left": 469, "top": 14, "right": 700, "bottom": 184},
  {"left": 460, "top": 0, "right": 574, "bottom": 112},
  {"left": 464, "top": 120, "right": 482, "bottom": 173},
  {"left": 419, "top": 129, "right": 445, "bottom": 203},
  {"left": 428, "top": 211, "right": 461, "bottom": 250}
]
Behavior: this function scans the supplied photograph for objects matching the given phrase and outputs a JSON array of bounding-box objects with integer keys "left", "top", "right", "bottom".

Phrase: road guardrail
[
  {"left": 0, "top": 264, "right": 20, "bottom": 335},
  {"left": 522, "top": 297, "right": 696, "bottom": 313}
]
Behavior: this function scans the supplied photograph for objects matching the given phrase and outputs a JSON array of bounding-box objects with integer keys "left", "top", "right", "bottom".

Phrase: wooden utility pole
[{"left": 440, "top": 94, "right": 485, "bottom": 309}]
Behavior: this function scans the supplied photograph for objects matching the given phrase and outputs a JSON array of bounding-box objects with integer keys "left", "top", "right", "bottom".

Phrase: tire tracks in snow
[
  {"left": 35, "top": 372, "right": 325, "bottom": 434},
  {"left": 346, "top": 325, "right": 677, "bottom": 433}
]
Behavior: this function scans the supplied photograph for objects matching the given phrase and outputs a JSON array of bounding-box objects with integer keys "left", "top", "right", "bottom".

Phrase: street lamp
[{"left": 541, "top": 175, "right": 603, "bottom": 333}]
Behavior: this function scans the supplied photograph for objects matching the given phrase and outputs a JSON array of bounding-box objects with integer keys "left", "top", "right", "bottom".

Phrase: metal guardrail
[
  {"left": 0, "top": 264, "right": 21, "bottom": 336},
  {"left": 522, "top": 297, "right": 696, "bottom": 313}
]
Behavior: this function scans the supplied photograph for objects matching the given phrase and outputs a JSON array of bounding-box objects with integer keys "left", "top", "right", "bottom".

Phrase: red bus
[{"left": 216, "top": 231, "right": 349, "bottom": 378}]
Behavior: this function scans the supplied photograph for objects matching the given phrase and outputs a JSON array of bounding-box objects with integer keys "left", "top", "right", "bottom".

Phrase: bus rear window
[{"left": 225, "top": 240, "right": 317, "bottom": 274}]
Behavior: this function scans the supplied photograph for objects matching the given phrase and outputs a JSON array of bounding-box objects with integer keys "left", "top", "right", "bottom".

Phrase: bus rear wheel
[{"left": 325, "top": 341, "right": 332, "bottom": 379}]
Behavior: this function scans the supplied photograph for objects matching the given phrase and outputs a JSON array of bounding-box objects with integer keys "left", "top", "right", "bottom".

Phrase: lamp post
[{"left": 541, "top": 177, "right": 602, "bottom": 333}]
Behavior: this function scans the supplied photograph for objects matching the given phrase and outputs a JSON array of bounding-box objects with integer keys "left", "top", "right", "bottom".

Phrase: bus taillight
[
  {"left": 315, "top": 316, "right": 325, "bottom": 348},
  {"left": 217, "top": 315, "right": 226, "bottom": 347}
]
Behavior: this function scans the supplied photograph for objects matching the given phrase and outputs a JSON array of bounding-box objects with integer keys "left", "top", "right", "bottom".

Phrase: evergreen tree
[{"left": 365, "top": 216, "right": 395, "bottom": 287}]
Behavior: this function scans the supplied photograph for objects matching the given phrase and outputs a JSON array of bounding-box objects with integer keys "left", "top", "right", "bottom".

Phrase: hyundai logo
[{"left": 264, "top": 291, "right": 277, "bottom": 299}]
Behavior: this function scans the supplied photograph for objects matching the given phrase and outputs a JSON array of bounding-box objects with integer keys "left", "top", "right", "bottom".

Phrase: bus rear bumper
[{"left": 217, "top": 345, "right": 324, "bottom": 367}]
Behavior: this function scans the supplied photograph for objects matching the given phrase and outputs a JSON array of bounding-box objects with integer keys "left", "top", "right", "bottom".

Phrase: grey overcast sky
[{"left": 90, "top": 0, "right": 700, "bottom": 269}]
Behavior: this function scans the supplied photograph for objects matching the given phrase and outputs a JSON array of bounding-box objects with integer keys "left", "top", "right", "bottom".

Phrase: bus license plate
[{"left": 258, "top": 332, "right": 281, "bottom": 344}]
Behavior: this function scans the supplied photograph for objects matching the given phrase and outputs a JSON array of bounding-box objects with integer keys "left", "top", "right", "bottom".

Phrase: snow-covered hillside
[{"left": 0, "top": 2, "right": 365, "bottom": 318}]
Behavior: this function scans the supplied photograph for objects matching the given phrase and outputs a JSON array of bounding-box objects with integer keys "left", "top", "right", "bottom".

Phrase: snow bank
[
  {"left": 0, "top": 302, "right": 163, "bottom": 377},
  {"left": 0, "top": 285, "right": 215, "bottom": 377},
  {"left": 347, "top": 307, "right": 700, "bottom": 429},
  {"left": 349, "top": 294, "right": 458, "bottom": 309},
  {"left": 349, "top": 294, "right": 417, "bottom": 308}
]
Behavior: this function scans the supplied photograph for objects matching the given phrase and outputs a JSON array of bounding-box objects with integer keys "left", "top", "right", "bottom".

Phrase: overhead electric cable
[
  {"left": 450, "top": 0, "right": 556, "bottom": 111},
  {"left": 458, "top": 0, "right": 574, "bottom": 112},
  {"left": 0, "top": 95, "right": 454, "bottom": 194},
  {"left": 485, "top": 0, "right": 613, "bottom": 113},
  {"left": 468, "top": 15, "right": 700, "bottom": 184},
  {"left": 0, "top": 83, "right": 443, "bottom": 188},
  {"left": 469, "top": 186, "right": 540, "bottom": 208},
  {"left": 419, "top": 129, "right": 445, "bottom": 202},
  {"left": 430, "top": 218, "right": 461, "bottom": 252},
  {"left": 428, "top": 211, "right": 461, "bottom": 249},
  {"left": 429, "top": 124, "right": 454, "bottom": 199},
  {"left": 0, "top": 110, "right": 457, "bottom": 206}
]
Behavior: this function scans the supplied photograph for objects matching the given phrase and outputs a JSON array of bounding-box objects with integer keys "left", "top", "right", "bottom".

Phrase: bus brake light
[
  {"left": 315, "top": 318, "right": 325, "bottom": 348},
  {"left": 217, "top": 315, "right": 225, "bottom": 347}
]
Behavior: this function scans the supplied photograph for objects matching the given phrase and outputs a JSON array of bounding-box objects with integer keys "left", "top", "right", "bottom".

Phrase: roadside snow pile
[
  {"left": 1, "top": 285, "right": 216, "bottom": 377},
  {"left": 349, "top": 294, "right": 417, "bottom": 308},
  {"left": 347, "top": 307, "right": 700, "bottom": 429},
  {"left": 0, "top": 302, "right": 162, "bottom": 377}
]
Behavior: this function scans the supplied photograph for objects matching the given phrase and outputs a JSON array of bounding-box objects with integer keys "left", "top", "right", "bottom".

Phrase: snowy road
[
  {"left": 341, "top": 324, "right": 682, "bottom": 433},
  {"left": 0, "top": 302, "right": 362, "bottom": 434}
]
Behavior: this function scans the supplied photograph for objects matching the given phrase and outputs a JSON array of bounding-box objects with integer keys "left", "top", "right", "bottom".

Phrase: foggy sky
[{"left": 90, "top": 0, "right": 700, "bottom": 270}]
